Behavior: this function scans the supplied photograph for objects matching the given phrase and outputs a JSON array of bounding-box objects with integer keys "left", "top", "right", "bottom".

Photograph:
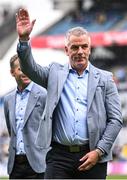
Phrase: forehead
[
  {"left": 13, "top": 59, "right": 20, "bottom": 67},
  {"left": 68, "top": 34, "right": 91, "bottom": 46}
]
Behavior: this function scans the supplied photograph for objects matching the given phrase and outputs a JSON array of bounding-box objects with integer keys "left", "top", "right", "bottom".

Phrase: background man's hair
[{"left": 10, "top": 54, "right": 19, "bottom": 69}]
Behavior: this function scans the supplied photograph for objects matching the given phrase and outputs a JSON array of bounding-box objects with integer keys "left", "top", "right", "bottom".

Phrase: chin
[
  {"left": 76, "top": 63, "right": 84, "bottom": 68},
  {"left": 23, "top": 80, "right": 30, "bottom": 85}
]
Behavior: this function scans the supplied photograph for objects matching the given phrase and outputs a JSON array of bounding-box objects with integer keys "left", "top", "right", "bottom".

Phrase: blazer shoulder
[
  {"left": 4, "top": 89, "right": 16, "bottom": 101},
  {"left": 90, "top": 64, "right": 113, "bottom": 85},
  {"left": 32, "top": 83, "right": 47, "bottom": 95},
  {"left": 49, "top": 62, "right": 66, "bottom": 69},
  {"left": 92, "top": 65, "right": 112, "bottom": 77}
]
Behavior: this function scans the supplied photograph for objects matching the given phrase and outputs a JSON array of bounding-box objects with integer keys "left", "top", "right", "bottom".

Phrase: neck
[{"left": 18, "top": 84, "right": 28, "bottom": 92}]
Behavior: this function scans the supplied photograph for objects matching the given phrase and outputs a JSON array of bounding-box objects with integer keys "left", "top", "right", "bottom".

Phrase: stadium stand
[
  {"left": 0, "top": 3, "right": 19, "bottom": 59},
  {"left": 40, "top": 10, "right": 125, "bottom": 34}
]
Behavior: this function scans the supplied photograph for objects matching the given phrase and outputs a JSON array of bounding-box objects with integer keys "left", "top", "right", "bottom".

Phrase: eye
[
  {"left": 81, "top": 44, "right": 88, "bottom": 49},
  {"left": 71, "top": 45, "right": 79, "bottom": 51}
]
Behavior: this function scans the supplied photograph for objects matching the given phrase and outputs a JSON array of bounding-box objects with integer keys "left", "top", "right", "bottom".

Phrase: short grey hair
[{"left": 65, "top": 26, "right": 91, "bottom": 46}]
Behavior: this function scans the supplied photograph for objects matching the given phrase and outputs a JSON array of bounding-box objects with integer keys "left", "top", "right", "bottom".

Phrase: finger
[
  {"left": 78, "top": 159, "right": 89, "bottom": 170},
  {"left": 79, "top": 164, "right": 93, "bottom": 171},
  {"left": 78, "top": 161, "right": 93, "bottom": 171},
  {"left": 17, "top": 9, "right": 29, "bottom": 22},
  {"left": 31, "top": 19, "right": 36, "bottom": 28},
  {"left": 19, "top": 9, "right": 28, "bottom": 17},
  {"left": 79, "top": 154, "right": 88, "bottom": 161},
  {"left": 17, "top": 9, "right": 23, "bottom": 20},
  {"left": 15, "top": 13, "right": 19, "bottom": 23},
  {"left": 16, "top": 10, "right": 23, "bottom": 22}
]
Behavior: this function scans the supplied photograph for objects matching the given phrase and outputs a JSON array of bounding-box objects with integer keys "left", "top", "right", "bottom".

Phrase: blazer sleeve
[
  {"left": 3, "top": 97, "right": 11, "bottom": 136},
  {"left": 97, "top": 73, "right": 123, "bottom": 154},
  {"left": 17, "top": 42, "right": 49, "bottom": 89}
]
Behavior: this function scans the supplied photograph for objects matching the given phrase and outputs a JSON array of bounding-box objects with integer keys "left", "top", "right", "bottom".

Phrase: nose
[{"left": 77, "top": 46, "right": 83, "bottom": 54}]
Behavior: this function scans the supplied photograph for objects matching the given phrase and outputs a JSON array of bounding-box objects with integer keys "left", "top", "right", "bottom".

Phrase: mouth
[
  {"left": 75, "top": 56, "right": 85, "bottom": 62},
  {"left": 21, "top": 75, "right": 29, "bottom": 81}
]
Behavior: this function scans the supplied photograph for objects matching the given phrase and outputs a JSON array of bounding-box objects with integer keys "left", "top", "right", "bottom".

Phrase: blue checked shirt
[
  {"left": 15, "top": 82, "right": 33, "bottom": 154},
  {"left": 53, "top": 64, "right": 89, "bottom": 145}
]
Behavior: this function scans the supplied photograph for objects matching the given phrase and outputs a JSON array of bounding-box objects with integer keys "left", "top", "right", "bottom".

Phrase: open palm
[{"left": 16, "top": 9, "right": 36, "bottom": 41}]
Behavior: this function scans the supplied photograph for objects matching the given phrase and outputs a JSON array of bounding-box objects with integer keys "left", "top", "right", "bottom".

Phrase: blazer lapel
[
  {"left": 87, "top": 64, "right": 100, "bottom": 112},
  {"left": 23, "top": 85, "right": 39, "bottom": 127},
  {"left": 9, "top": 91, "right": 16, "bottom": 134},
  {"left": 57, "top": 64, "right": 69, "bottom": 100}
]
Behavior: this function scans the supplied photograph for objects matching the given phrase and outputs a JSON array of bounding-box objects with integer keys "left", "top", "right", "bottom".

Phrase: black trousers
[
  {"left": 10, "top": 155, "right": 44, "bottom": 179},
  {"left": 44, "top": 143, "right": 107, "bottom": 179}
]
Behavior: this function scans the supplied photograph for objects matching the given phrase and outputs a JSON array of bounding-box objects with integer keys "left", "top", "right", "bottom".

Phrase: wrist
[
  {"left": 19, "top": 36, "right": 30, "bottom": 42},
  {"left": 95, "top": 148, "right": 104, "bottom": 158}
]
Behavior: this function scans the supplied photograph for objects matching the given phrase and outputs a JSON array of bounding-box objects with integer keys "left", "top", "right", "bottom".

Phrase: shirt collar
[
  {"left": 69, "top": 62, "right": 89, "bottom": 75},
  {"left": 17, "top": 81, "right": 33, "bottom": 93}
]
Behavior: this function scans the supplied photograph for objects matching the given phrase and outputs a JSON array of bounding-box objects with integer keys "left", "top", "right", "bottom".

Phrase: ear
[
  {"left": 64, "top": 46, "right": 69, "bottom": 56},
  {"left": 89, "top": 47, "right": 91, "bottom": 55},
  {"left": 10, "top": 69, "right": 15, "bottom": 77}
]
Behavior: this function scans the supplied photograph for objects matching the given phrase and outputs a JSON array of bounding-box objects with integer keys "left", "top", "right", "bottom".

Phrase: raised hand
[{"left": 16, "top": 9, "right": 36, "bottom": 41}]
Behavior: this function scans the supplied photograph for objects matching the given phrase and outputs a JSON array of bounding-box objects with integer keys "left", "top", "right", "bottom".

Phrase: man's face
[
  {"left": 11, "top": 59, "right": 31, "bottom": 88},
  {"left": 65, "top": 34, "right": 91, "bottom": 74}
]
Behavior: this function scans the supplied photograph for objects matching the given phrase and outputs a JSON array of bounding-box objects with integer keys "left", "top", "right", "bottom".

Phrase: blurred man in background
[
  {"left": 16, "top": 9, "right": 123, "bottom": 179},
  {"left": 4, "top": 54, "right": 47, "bottom": 179}
]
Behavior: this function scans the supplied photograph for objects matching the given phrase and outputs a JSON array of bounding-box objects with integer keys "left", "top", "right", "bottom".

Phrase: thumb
[{"left": 31, "top": 19, "right": 36, "bottom": 28}]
